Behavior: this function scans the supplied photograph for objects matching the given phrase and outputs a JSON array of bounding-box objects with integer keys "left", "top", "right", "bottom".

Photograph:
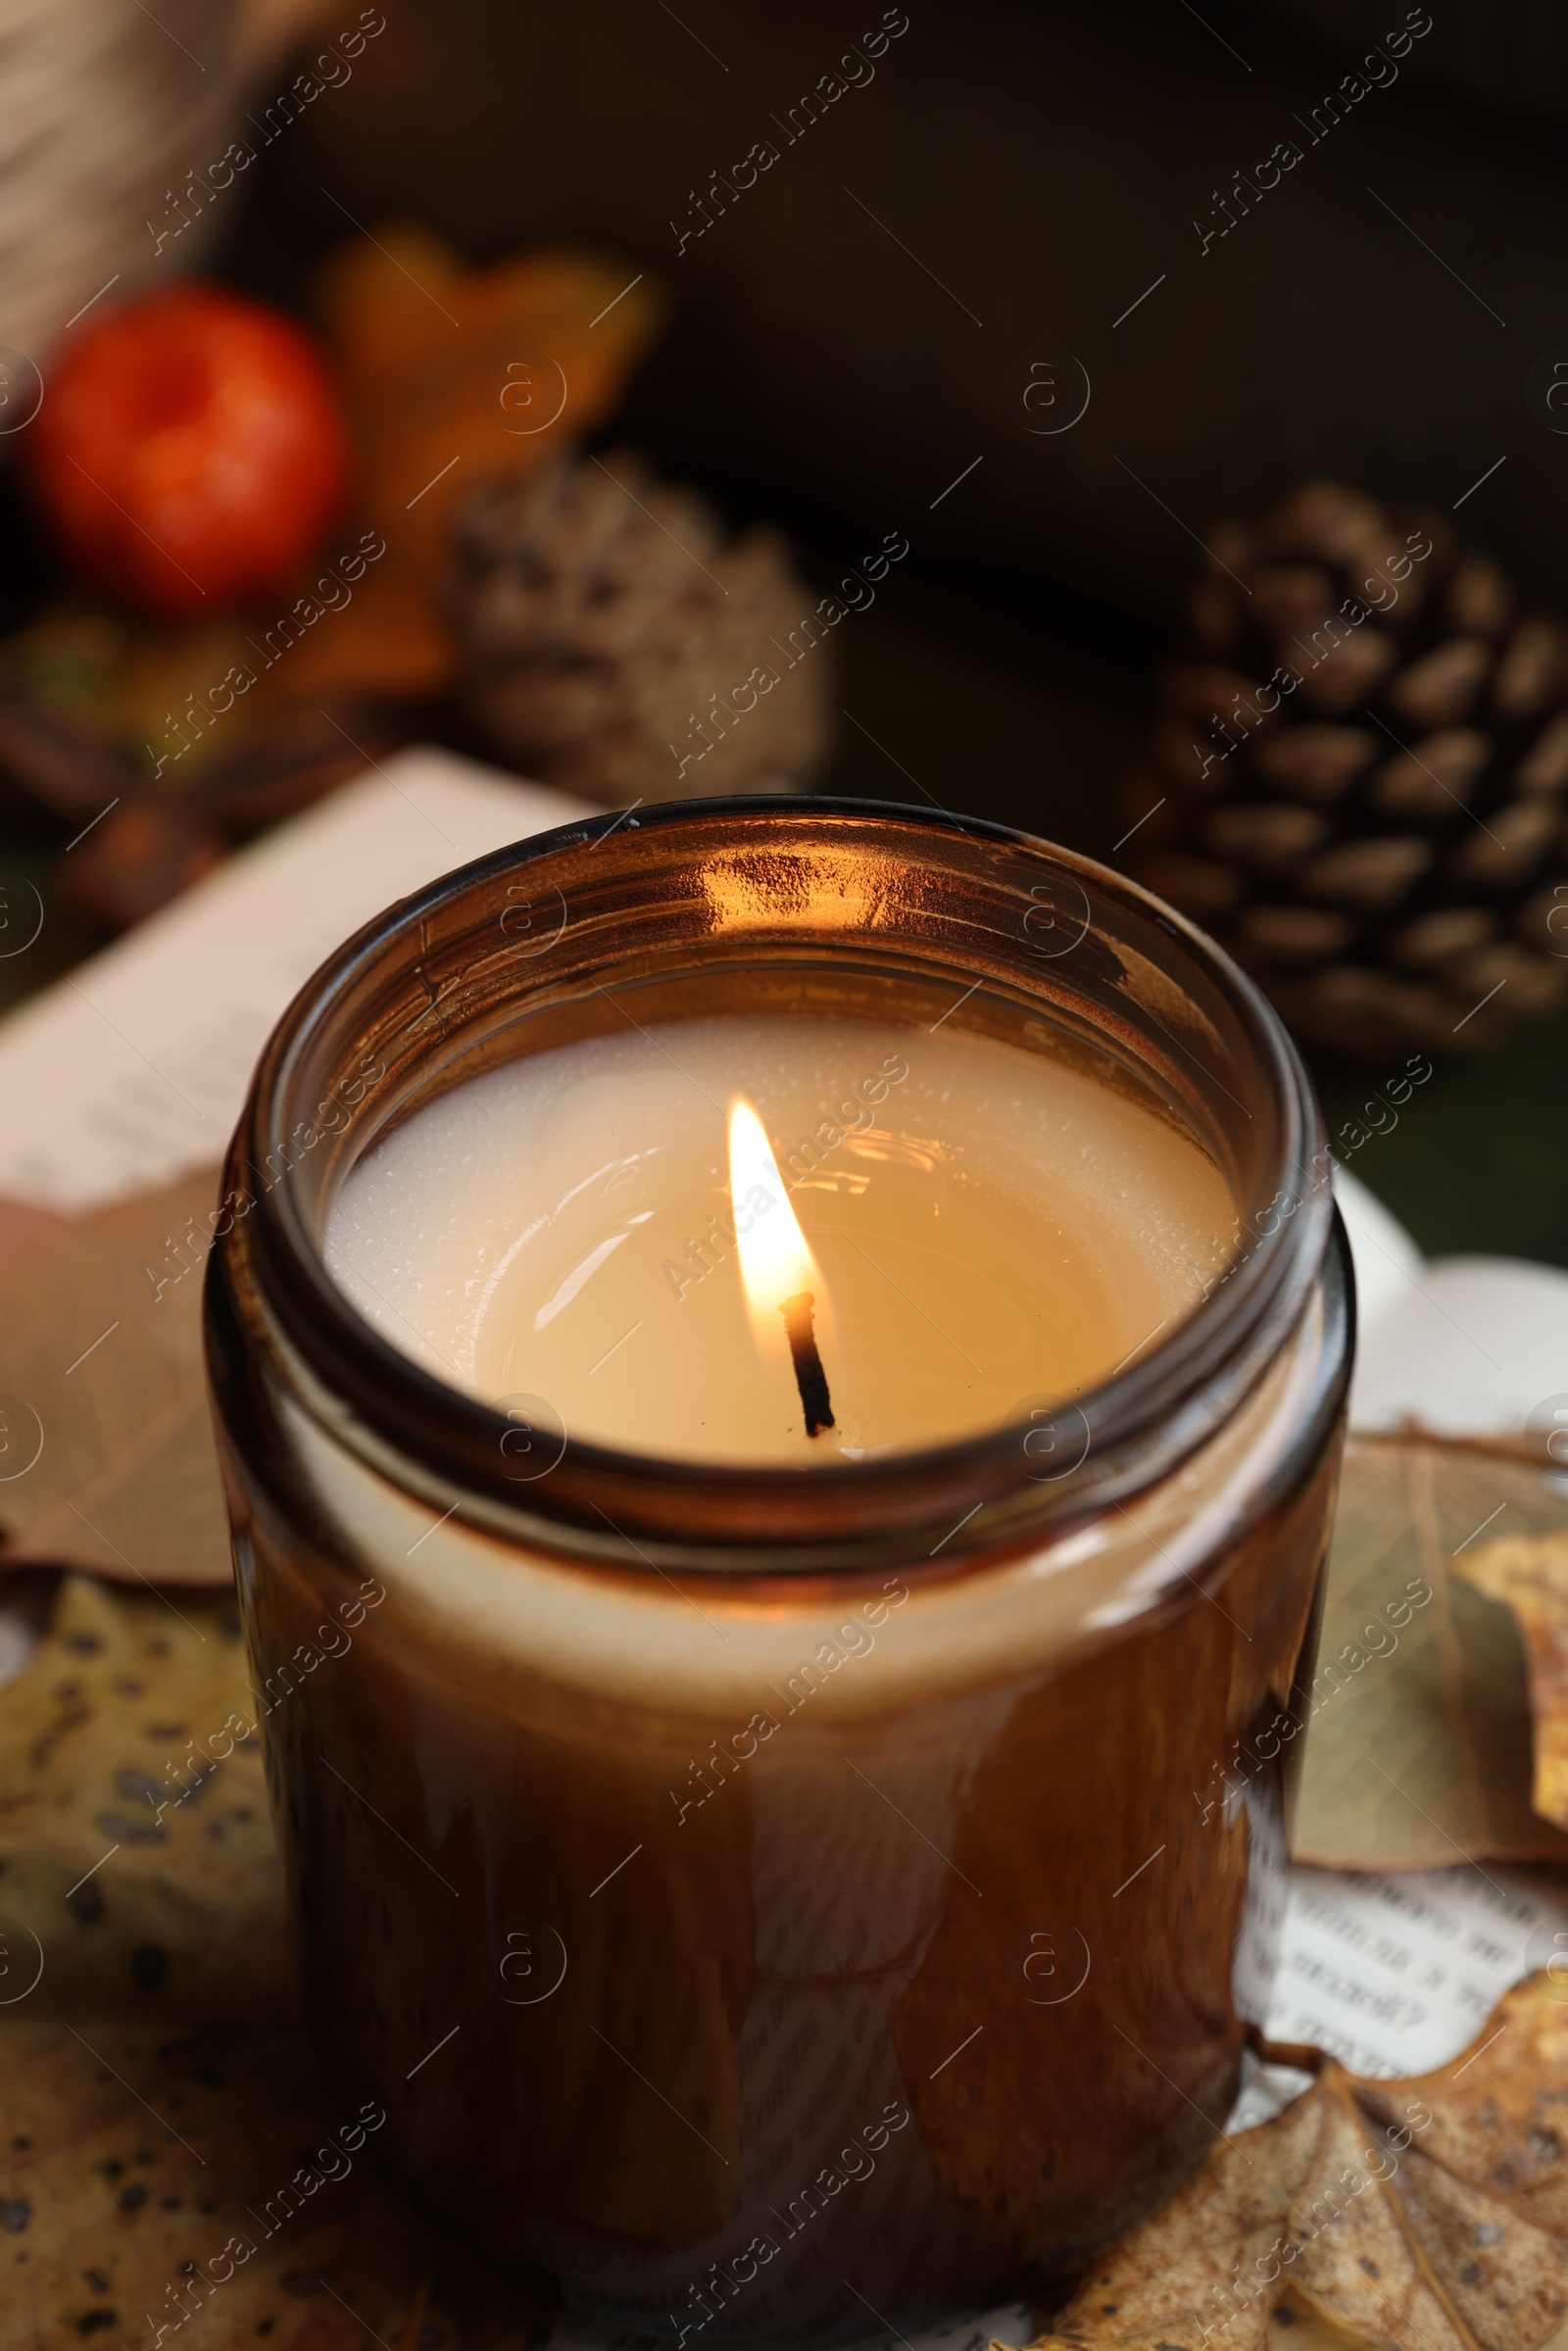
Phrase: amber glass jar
[{"left": 204, "top": 799, "right": 1349, "bottom": 2346}]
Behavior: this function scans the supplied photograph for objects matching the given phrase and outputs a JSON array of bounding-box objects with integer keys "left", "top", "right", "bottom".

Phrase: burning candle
[
  {"left": 207, "top": 801, "right": 1349, "bottom": 2344},
  {"left": 727, "top": 1099, "right": 837, "bottom": 1437},
  {"left": 324, "top": 1017, "right": 1234, "bottom": 1463}
]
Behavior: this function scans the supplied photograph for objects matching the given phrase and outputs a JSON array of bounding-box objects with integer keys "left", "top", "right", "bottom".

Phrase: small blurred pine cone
[{"left": 451, "top": 452, "right": 834, "bottom": 804}]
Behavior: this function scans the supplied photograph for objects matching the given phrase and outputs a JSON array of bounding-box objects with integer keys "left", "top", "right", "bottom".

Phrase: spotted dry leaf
[
  {"left": 0, "top": 2013, "right": 555, "bottom": 2350},
  {"left": 1456, "top": 1534, "right": 1568, "bottom": 1834},
  {"left": 1038, "top": 1973, "right": 1568, "bottom": 2351},
  {"left": 0, "top": 1573, "right": 289, "bottom": 2022}
]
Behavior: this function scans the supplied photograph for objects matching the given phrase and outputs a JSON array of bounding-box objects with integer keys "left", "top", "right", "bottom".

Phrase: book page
[
  {"left": 1267, "top": 1859, "right": 1568, "bottom": 2077},
  {"left": 0, "top": 749, "right": 593, "bottom": 1213}
]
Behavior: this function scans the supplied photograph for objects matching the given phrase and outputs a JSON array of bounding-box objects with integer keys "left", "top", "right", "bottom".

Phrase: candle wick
[{"left": 779, "top": 1292, "right": 835, "bottom": 1439}]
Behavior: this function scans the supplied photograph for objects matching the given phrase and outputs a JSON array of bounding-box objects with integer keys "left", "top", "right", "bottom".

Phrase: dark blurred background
[{"left": 4, "top": 0, "right": 1567, "bottom": 1259}]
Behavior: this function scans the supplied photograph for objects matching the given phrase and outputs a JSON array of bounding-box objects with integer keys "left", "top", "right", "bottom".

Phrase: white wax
[{"left": 325, "top": 1015, "right": 1234, "bottom": 1464}]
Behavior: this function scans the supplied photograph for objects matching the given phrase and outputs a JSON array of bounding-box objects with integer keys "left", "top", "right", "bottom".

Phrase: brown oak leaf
[
  {"left": 1037, "top": 1973, "right": 1568, "bottom": 2351},
  {"left": 1292, "top": 1436, "right": 1568, "bottom": 1869},
  {"left": 0, "top": 1166, "right": 233, "bottom": 1585}
]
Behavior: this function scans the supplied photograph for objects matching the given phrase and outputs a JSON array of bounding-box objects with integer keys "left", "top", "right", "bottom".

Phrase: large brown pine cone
[
  {"left": 451, "top": 452, "right": 833, "bottom": 805},
  {"left": 1128, "top": 482, "right": 1568, "bottom": 1058}
]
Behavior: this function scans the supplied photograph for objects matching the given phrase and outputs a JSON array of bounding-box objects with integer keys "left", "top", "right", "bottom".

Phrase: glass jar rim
[{"left": 208, "top": 795, "right": 1345, "bottom": 1572}]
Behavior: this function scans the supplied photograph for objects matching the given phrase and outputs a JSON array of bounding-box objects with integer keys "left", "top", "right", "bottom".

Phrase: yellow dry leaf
[
  {"left": 1456, "top": 1533, "right": 1568, "bottom": 1833},
  {"left": 1038, "top": 1971, "right": 1568, "bottom": 2351},
  {"left": 291, "top": 225, "right": 664, "bottom": 700}
]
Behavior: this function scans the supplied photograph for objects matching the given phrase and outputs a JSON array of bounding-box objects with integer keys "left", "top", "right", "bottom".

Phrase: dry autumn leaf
[
  {"left": 1291, "top": 1436, "right": 1568, "bottom": 1871},
  {"left": 0, "top": 1167, "right": 232, "bottom": 1587},
  {"left": 0, "top": 1574, "right": 289, "bottom": 2022},
  {"left": 0, "top": 1574, "right": 553, "bottom": 2346},
  {"left": 0, "top": 2012, "right": 556, "bottom": 2350},
  {"left": 292, "top": 226, "right": 664, "bottom": 702},
  {"left": 1457, "top": 1535, "right": 1568, "bottom": 1836},
  {"left": 1039, "top": 1971, "right": 1568, "bottom": 2351}
]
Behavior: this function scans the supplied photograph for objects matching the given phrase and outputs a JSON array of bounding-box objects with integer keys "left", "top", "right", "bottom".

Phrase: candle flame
[{"left": 727, "top": 1097, "right": 825, "bottom": 1338}]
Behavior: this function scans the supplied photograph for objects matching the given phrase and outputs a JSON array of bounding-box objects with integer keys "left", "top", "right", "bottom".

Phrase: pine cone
[
  {"left": 451, "top": 452, "right": 833, "bottom": 804},
  {"left": 1128, "top": 483, "right": 1568, "bottom": 1058}
]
